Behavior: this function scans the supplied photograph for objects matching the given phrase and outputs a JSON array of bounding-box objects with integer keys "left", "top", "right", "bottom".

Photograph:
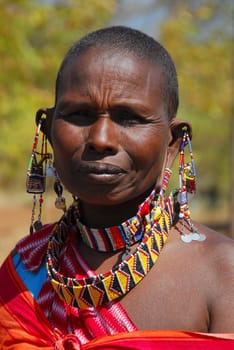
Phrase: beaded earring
[
  {"left": 26, "top": 113, "right": 52, "bottom": 234},
  {"left": 54, "top": 171, "right": 67, "bottom": 213},
  {"left": 178, "top": 127, "right": 206, "bottom": 242},
  {"left": 159, "top": 168, "right": 172, "bottom": 206}
]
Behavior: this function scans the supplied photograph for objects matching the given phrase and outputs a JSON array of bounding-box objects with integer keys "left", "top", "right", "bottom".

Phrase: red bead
[{"left": 140, "top": 202, "right": 150, "bottom": 216}]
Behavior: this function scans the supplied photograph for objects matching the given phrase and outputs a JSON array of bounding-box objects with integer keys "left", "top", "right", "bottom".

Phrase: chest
[
  {"left": 74, "top": 234, "right": 211, "bottom": 332},
  {"left": 120, "top": 245, "right": 210, "bottom": 332}
]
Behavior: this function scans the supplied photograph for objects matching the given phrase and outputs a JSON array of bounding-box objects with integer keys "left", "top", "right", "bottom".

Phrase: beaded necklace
[
  {"left": 46, "top": 191, "right": 175, "bottom": 309},
  {"left": 75, "top": 190, "right": 156, "bottom": 252}
]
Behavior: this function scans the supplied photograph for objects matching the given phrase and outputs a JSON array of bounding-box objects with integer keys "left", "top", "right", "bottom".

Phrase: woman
[{"left": 0, "top": 26, "right": 233, "bottom": 349}]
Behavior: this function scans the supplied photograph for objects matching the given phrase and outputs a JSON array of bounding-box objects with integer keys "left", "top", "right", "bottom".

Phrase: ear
[
  {"left": 35, "top": 107, "right": 54, "bottom": 144},
  {"left": 166, "top": 118, "right": 192, "bottom": 169}
]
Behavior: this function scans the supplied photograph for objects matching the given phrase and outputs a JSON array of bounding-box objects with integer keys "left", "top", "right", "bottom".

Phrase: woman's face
[{"left": 51, "top": 47, "right": 171, "bottom": 205}]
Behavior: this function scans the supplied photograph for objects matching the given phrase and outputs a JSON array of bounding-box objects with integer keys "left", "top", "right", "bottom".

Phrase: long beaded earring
[
  {"left": 54, "top": 171, "right": 67, "bottom": 213},
  {"left": 26, "top": 113, "right": 52, "bottom": 234},
  {"left": 178, "top": 127, "right": 206, "bottom": 243},
  {"left": 159, "top": 168, "right": 172, "bottom": 207}
]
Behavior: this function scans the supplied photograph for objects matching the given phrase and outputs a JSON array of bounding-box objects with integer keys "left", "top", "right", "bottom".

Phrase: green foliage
[
  {"left": 160, "top": 1, "right": 233, "bottom": 204},
  {"left": 0, "top": 0, "right": 115, "bottom": 188}
]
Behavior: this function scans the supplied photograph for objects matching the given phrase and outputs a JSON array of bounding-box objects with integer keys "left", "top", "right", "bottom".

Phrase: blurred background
[{"left": 0, "top": 0, "right": 233, "bottom": 264}]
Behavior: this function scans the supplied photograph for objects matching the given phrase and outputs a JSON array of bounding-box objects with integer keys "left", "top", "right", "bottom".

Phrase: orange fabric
[
  {"left": 84, "top": 331, "right": 234, "bottom": 350},
  {"left": 1, "top": 256, "right": 234, "bottom": 350},
  {"left": 0, "top": 303, "right": 54, "bottom": 350},
  {"left": 0, "top": 256, "right": 57, "bottom": 350}
]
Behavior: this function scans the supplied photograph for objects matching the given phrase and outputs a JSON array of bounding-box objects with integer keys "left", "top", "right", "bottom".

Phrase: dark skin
[{"left": 39, "top": 47, "right": 234, "bottom": 333}]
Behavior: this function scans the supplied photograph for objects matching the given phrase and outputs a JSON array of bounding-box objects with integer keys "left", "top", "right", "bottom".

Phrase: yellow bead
[
  {"left": 145, "top": 224, "right": 151, "bottom": 232},
  {"left": 153, "top": 207, "right": 161, "bottom": 221}
]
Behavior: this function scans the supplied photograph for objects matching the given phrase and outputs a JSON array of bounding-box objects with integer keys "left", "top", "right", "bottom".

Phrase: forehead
[{"left": 58, "top": 47, "right": 164, "bottom": 95}]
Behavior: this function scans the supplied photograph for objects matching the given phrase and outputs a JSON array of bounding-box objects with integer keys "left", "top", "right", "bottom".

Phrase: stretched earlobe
[
  {"left": 166, "top": 119, "right": 192, "bottom": 169},
  {"left": 169, "top": 118, "right": 192, "bottom": 142},
  {"left": 35, "top": 107, "right": 54, "bottom": 143}
]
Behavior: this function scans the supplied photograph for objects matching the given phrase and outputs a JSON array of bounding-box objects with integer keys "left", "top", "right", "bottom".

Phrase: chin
[
  {"left": 76, "top": 183, "right": 154, "bottom": 207},
  {"left": 77, "top": 192, "right": 128, "bottom": 206}
]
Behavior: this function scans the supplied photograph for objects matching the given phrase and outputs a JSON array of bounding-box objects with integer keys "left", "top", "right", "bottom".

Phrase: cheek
[
  {"left": 51, "top": 121, "right": 84, "bottom": 170},
  {"left": 124, "top": 127, "right": 168, "bottom": 174},
  {"left": 52, "top": 120, "right": 82, "bottom": 150}
]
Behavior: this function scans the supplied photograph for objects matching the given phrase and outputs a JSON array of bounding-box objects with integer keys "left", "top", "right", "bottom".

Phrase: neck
[{"left": 78, "top": 187, "right": 155, "bottom": 228}]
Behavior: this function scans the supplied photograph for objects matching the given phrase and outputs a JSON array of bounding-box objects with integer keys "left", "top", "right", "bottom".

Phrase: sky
[
  {"left": 109, "top": 0, "right": 168, "bottom": 37},
  {"left": 109, "top": 0, "right": 233, "bottom": 39}
]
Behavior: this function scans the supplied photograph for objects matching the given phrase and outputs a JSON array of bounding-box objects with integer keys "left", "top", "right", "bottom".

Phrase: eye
[
  {"left": 112, "top": 109, "right": 147, "bottom": 127},
  {"left": 59, "top": 109, "right": 97, "bottom": 126}
]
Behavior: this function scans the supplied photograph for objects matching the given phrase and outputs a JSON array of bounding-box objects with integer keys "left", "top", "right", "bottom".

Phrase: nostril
[
  {"left": 88, "top": 144, "right": 95, "bottom": 152},
  {"left": 87, "top": 142, "right": 115, "bottom": 155}
]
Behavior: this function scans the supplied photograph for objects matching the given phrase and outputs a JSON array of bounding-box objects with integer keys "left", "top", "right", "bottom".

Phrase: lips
[
  {"left": 78, "top": 162, "right": 125, "bottom": 175},
  {"left": 75, "top": 162, "right": 126, "bottom": 184}
]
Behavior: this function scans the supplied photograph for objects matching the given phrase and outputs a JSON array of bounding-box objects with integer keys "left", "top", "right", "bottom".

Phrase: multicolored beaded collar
[
  {"left": 75, "top": 190, "right": 156, "bottom": 253},
  {"left": 46, "top": 190, "right": 175, "bottom": 309}
]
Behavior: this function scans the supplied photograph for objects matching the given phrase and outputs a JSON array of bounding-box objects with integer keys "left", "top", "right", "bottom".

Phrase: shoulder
[
  {"left": 167, "top": 222, "right": 234, "bottom": 331},
  {"left": 184, "top": 221, "right": 234, "bottom": 280},
  {"left": 169, "top": 220, "right": 233, "bottom": 260},
  {"left": 194, "top": 222, "right": 234, "bottom": 332},
  {"left": 15, "top": 223, "right": 56, "bottom": 271},
  {"left": 0, "top": 223, "right": 55, "bottom": 299},
  {"left": 168, "top": 221, "right": 234, "bottom": 301},
  {"left": 194, "top": 222, "right": 234, "bottom": 266}
]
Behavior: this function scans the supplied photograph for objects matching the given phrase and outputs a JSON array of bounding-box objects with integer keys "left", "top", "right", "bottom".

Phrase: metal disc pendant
[
  {"left": 46, "top": 166, "right": 55, "bottom": 177},
  {"left": 198, "top": 233, "right": 206, "bottom": 241},
  {"left": 191, "top": 232, "right": 200, "bottom": 241},
  {"left": 181, "top": 234, "right": 193, "bottom": 243},
  {"left": 34, "top": 220, "right": 43, "bottom": 232}
]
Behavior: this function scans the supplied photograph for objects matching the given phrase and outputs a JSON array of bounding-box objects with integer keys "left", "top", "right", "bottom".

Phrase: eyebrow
[
  {"left": 56, "top": 101, "right": 96, "bottom": 112},
  {"left": 56, "top": 100, "right": 153, "bottom": 115}
]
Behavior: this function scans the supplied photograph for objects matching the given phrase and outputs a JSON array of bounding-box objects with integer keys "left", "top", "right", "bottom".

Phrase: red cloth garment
[
  {"left": 0, "top": 225, "right": 136, "bottom": 349},
  {"left": 0, "top": 224, "right": 234, "bottom": 349},
  {"left": 15, "top": 225, "right": 137, "bottom": 339},
  {"left": 83, "top": 331, "right": 234, "bottom": 350},
  {"left": 0, "top": 255, "right": 55, "bottom": 349}
]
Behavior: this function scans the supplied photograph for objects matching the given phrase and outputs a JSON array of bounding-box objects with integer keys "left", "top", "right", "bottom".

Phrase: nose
[{"left": 86, "top": 115, "right": 118, "bottom": 155}]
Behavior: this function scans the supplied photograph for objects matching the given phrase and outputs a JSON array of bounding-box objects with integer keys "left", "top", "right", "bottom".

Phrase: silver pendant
[
  {"left": 46, "top": 166, "right": 55, "bottom": 177},
  {"left": 198, "top": 233, "right": 206, "bottom": 241},
  {"left": 191, "top": 232, "right": 200, "bottom": 241},
  {"left": 181, "top": 232, "right": 206, "bottom": 243},
  {"left": 180, "top": 233, "right": 193, "bottom": 243}
]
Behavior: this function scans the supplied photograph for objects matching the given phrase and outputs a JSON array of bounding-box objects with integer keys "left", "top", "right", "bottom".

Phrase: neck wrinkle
[{"left": 78, "top": 186, "right": 156, "bottom": 228}]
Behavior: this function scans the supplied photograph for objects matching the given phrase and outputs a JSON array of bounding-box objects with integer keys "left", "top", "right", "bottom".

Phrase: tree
[
  {"left": 159, "top": 1, "right": 233, "bottom": 233},
  {"left": 0, "top": 0, "right": 115, "bottom": 188}
]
